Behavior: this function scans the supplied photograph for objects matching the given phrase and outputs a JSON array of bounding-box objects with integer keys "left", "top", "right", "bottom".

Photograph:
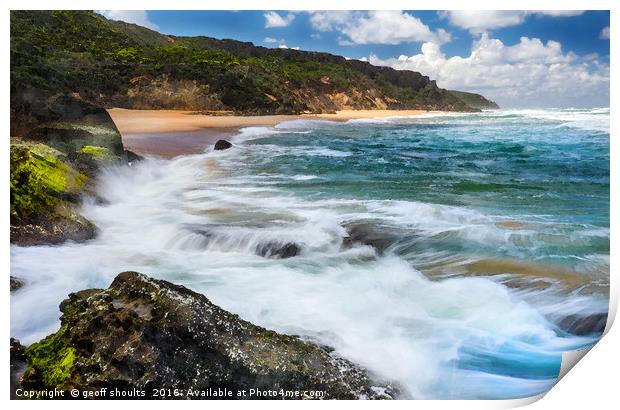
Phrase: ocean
[{"left": 10, "top": 108, "right": 610, "bottom": 399}]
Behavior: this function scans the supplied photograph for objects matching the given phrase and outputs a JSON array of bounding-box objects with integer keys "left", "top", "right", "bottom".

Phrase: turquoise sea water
[{"left": 11, "top": 108, "right": 610, "bottom": 399}]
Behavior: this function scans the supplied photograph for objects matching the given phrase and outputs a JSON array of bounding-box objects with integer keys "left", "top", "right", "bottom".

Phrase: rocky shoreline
[
  {"left": 10, "top": 91, "right": 129, "bottom": 247},
  {"left": 9, "top": 77, "right": 396, "bottom": 401},
  {"left": 12, "top": 272, "right": 397, "bottom": 400}
]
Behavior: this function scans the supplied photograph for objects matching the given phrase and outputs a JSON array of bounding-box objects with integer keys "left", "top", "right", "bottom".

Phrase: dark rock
[
  {"left": 10, "top": 276, "right": 25, "bottom": 292},
  {"left": 214, "top": 139, "right": 233, "bottom": 150},
  {"left": 256, "top": 241, "right": 300, "bottom": 258},
  {"left": 65, "top": 151, "right": 100, "bottom": 177},
  {"left": 30, "top": 126, "right": 96, "bottom": 146},
  {"left": 10, "top": 143, "right": 99, "bottom": 246},
  {"left": 10, "top": 89, "right": 125, "bottom": 249},
  {"left": 11, "top": 338, "right": 27, "bottom": 398},
  {"left": 123, "top": 149, "right": 144, "bottom": 163},
  {"left": 65, "top": 147, "right": 121, "bottom": 178},
  {"left": 10, "top": 211, "right": 98, "bottom": 246},
  {"left": 22, "top": 272, "right": 395, "bottom": 399},
  {"left": 556, "top": 313, "right": 608, "bottom": 336},
  {"left": 187, "top": 224, "right": 301, "bottom": 259},
  {"left": 11, "top": 90, "right": 125, "bottom": 156},
  {"left": 342, "top": 222, "right": 402, "bottom": 254}
]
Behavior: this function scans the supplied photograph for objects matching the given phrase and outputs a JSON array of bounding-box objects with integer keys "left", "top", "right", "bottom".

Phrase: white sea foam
[
  {"left": 498, "top": 108, "right": 610, "bottom": 133},
  {"left": 275, "top": 119, "right": 339, "bottom": 130},
  {"left": 291, "top": 174, "right": 320, "bottom": 181},
  {"left": 339, "top": 108, "right": 609, "bottom": 135},
  {"left": 344, "top": 111, "right": 470, "bottom": 125},
  {"left": 230, "top": 126, "right": 282, "bottom": 142}
]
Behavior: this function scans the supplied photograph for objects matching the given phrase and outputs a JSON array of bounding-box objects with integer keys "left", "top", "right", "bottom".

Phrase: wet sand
[
  {"left": 108, "top": 108, "right": 436, "bottom": 157},
  {"left": 120, "top": 129, "right": 237, "bottom": 158}
]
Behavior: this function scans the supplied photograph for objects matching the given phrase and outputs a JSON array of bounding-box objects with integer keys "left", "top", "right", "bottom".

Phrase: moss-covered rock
[
  {"left": 10, "top": 143, "right": 87, "bottom": 218},
  {"left": 10, "top": 142, "right": 98, "bottom": 246},
  {"left": 23, "top": 325, "right": 76, "bottom": 388},
  {"left": 21, "top": 272, "right": 397, "bottom": 399},
  {"left": 10, "top": 57, "right": 127, "bottom": 247},
  {"left": 66, "top": 145, "right": 122, "bottom": 177}
]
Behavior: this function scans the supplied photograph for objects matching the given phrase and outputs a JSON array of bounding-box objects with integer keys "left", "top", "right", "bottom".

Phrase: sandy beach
[
  {"left": 108, "top": 108, "right": 435, "bottom": 134},
  {"left": 108, "top": 108, "right": 436, "bottom": 157}
]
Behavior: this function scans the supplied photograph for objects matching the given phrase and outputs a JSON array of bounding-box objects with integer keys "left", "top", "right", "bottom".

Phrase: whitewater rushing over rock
[{"left": 11, "top": 108, "right": 609, "bottom": 399}]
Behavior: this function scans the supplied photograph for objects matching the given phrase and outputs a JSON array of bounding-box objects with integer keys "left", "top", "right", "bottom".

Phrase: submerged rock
[
  {"left": 255, "top": 241, "right": 300, "bottom": 259},
  {"left": 342, "top": 222, "right": 402, "bottom": 254},
  {"left": 10, "top": 276, "right": 25, "bottom": 292},
  {"left": 187, "top": 224, "right": 301, "bottom": 259},
  {"left": 556, "top": 313, "right": 608, "bottom": 336},
  {"left": 21, "top": 271, "right": 395, "bottom": 399},
  {"left": 214, "top": 139, "right": 232, "bottom": 150}
]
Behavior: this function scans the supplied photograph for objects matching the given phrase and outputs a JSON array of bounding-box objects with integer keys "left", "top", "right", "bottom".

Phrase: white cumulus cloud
[
  {"left": 366, "top": 34, "right": 608, "bottom": 108},
  {"left": 600, "top": 26, "right": 610, "bottom": 39},
  {"left": 277, "top": 43, "right": 300, "bottom": 50},
  {"left": 96, "top": 10, "right": 157, "bottom": 30},
  {"left": 441, "top": 10, "right": 584, "bottom": 34},
  {"left": 264, "top": 11, "right": 295, "bottom": 28},
  {"left": 538, "top": 10, "right": 585, "bottom": 17},
  {"left": 308, "top": 11, "right": 451, "bottom": 45}
]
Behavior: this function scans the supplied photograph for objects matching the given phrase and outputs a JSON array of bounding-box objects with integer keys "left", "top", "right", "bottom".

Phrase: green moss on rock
[
  {"left": 24, "top": 325, "right": 76, "bottom": 388},
  {"left": 79, "top": 145, "right": 121, "bottom": 163},
  {"left": 10, "top": 143, "right": 87, "bottom": 219},
  {"left": 10, "top": 142, "right": 99, "bottom": 246},
  {"left": 80, "top": 145, "right": 110, "bottom": 157}
]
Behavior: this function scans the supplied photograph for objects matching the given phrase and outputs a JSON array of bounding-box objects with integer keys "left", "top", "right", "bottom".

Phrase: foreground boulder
[{"left": 21, "top": 272, "right": 395, "bottom": 399}]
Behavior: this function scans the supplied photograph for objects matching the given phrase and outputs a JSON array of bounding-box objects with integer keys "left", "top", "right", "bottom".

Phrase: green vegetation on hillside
[
  {"left": 11, "top": 10, "right": 497, "bottom": 114},
  {"left": 449, "top": 90, "right": 499, "bottom": 110}
]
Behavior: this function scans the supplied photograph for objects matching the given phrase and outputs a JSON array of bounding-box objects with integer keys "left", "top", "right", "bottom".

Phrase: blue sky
[{"left": 98, "top": 10, "right": 610, "bottom": 108}]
